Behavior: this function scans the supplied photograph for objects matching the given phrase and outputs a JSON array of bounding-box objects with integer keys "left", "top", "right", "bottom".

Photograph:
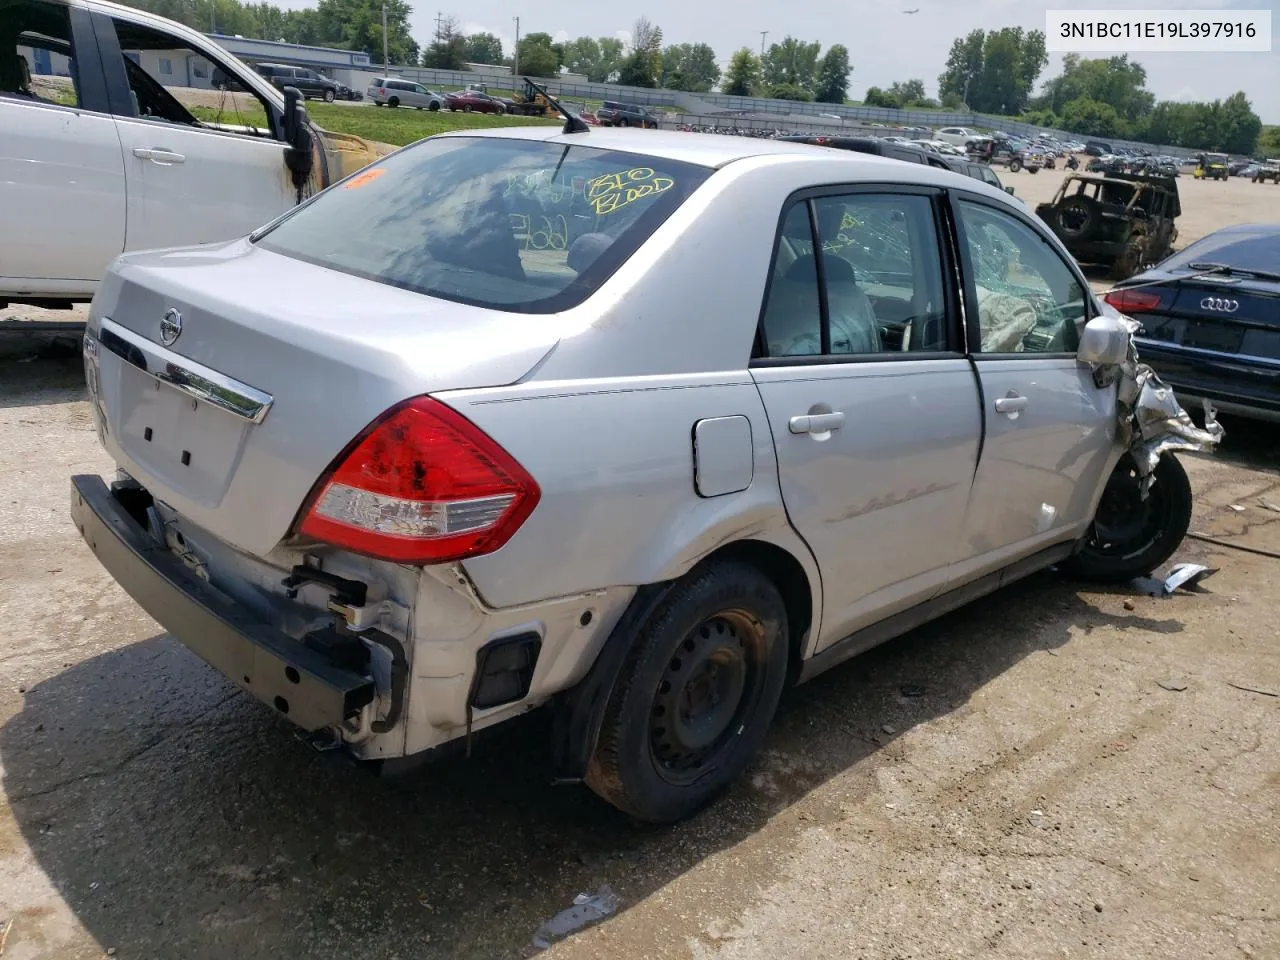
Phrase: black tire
[
  {"left": 1060, "top": 453, "right": 1193, "bottom": 582},
  {"left": 463, "top": 104, "right": 473, "bottom": 113},
  {"left": 1110, "top": 236, "right": 1145, "bottom": 279},
  {"left": 585, "top": 560, "right": 790, "bottom": 823},
  {"left": 1009, "top": 157, "right": 1023, "bottom": 172},
  {"left": 323, "top": 89, "right": 335, "bottom": 103},
  {"left": 1028, "top": 166, "right": 1039, "bottom": 174},
  {"left": 1054, "top": 194, "right": 1101, "bottom": 243},
  {"left": 619, "top": 117, "right": 630, "bottom": 127},
  {"left": 388, "top": 97, "right": 399, "bottom": 108},
  {"left": 429, "top": 101, "right": 440, "bottom": 111}
]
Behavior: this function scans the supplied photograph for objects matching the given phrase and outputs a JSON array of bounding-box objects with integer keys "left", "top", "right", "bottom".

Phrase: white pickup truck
[{"left": 1, "top": 0, "right": 390, "bottom": 310}]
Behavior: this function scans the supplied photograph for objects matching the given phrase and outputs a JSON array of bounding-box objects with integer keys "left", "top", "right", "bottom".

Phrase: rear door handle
[
  {"left": 789, "top": 411, "right": 846, "bottom": 434},
  {"left": 994, "top": 394, "right": 1029, "bottom": 415},
  {"left": 133, "top": 147, "right": 186, "bottom": 165}
]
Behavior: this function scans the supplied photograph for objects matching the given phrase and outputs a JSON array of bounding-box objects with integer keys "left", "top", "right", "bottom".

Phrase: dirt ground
[{"left": 1, "top": 163, "right": 1278, "bottom": 960}]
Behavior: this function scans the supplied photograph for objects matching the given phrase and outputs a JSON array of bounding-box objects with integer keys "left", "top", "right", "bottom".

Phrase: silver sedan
[{"left": 73, "top": 128, "right": 1214, "bottom": 823}]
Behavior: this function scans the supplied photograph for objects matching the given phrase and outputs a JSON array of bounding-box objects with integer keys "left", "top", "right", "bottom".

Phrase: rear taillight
[
  {"left": 1104, "top": 288, "right": 1163, "bottom": 314},
  {"left": 297, "top": 397, "right": 539, "bottom": 564}
]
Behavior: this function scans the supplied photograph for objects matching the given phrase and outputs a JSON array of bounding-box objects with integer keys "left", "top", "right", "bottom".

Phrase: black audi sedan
[{"left": 1105, "top": 223, "right": 1280, "bottom": 422}]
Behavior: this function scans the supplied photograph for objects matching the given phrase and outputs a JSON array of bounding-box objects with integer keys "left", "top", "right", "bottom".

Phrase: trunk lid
[
  {"left": 1137, "top": 276, "right": 1280, "bottom": 356},
  {"left": 87, "top": 239, "right": 560, "bottom": 558}
]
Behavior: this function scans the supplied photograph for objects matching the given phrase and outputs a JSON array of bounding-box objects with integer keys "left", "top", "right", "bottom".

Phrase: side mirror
[
  {"left": 281, "top": 86, "right": 309, "bottom": 148},
  {"left": 280, "top": 86, "right": 314, "bottom": 196},
  {"left": 1077, "top": 314, "right": 1131, "bottom": 367}
]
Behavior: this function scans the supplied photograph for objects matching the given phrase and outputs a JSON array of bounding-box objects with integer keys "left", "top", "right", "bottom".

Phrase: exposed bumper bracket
[{"left": 71, "top": 474, "right": 375, "bottom": 732}]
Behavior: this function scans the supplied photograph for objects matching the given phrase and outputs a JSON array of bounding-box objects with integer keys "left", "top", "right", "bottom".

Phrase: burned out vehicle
[{"left": 1036, "top": 173, "right": 1180, "bottom": 280}]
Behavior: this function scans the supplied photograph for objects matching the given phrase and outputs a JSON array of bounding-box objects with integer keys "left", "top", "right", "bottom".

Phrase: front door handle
[
  {"left": 994, "top": 393, "right": 1029, "bottom": 416},
  {"left": 133, "top": 147, "right": 186, "bottom": 165},
  {"left": 789, "top": 411, "right": 846, "bottom": 434}
]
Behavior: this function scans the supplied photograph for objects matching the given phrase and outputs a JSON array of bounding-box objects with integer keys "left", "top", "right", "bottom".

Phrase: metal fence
[{"left": 373, "top": 63, "right": 1200, "bottom": 158}]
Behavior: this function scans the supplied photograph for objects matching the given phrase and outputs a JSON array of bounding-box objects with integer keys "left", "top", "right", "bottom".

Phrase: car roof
[{"left": 429, "top": 128, "right": 1014, "bottom": 196}]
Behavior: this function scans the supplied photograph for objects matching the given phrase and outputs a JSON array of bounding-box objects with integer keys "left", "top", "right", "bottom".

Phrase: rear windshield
[
  {"left": 1162, "top": 229, "right": 1280, "bottom": 276},
  {"left": 255, "top": 137, "right": 711, "bottom": 313}
]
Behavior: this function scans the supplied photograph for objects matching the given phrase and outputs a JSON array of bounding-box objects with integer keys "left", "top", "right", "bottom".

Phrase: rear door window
[
  {"left": 4, "top": 0, "right": 81, "bottom": 108},
  {"left": 255, "top": 137, "right": 713, "bottom": 313}
]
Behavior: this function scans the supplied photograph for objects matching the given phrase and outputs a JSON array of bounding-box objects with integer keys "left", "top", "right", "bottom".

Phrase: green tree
[
  {"left": 863, "top": 86, "right": 896, "bottom": 108},
  {"left": 563, "top": 36, "right": 626, "bottom": 82},
  {"left": 421, "top": 15, "right": 467, "bottom": 69},
  {"left": 618, "top": 17, "right": 662, "bottom": 88},
  {"left": 1020, "top": 108, "right": 1060, "bottom": 129},
  {"left": 762, "top": 36, "right": 821, "bottom": 93},
  {"left": 1036, "top": 54, "right": 1154, "bottom": 123},
  {"left": 937, "top": 29, "right": 984, "bottom": 106},
  {"left": 887, "top": 79, "right": 927, "bottom": 106},
  {"left": 315, "top": 0, "right": 418, "bottom": 64},
  {"left": 813, "top": 44, "right": 851, "bottom": 104},
  {"left": 1217, "top": 91, "right": 1262, "bottom": 155},
  {"left": 723, "top": 47, "right": 761, "bottom": 97},
  {"left": 597, "top": 37, "right": 625, "bottom": 82},
  {"left": 770, "top": 83, "right": 812, "bottom": 102},
  {"left": 517, "top": 31, "right": 561, "bottom": 77},
  {"left": 660, "top": 42, "right": 720, "bottom": 92},
  {"left": 937, "top": 27, "right": 1045, "bottom": 115},
  {"left": 562, "top": 36, "right": 601, "bottom": 79},
  {"left": 1258, "top": 125, "right": 1280, "bottom": 157},
  {"left": 1061, "top": 97, "right": 1122, "bottom": 138},
  {"left": 465, "top": 32, "right": 503, "bottom": 65}
]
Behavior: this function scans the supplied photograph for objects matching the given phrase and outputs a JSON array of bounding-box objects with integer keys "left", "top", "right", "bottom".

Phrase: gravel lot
[{"left": 1, "top": 163, "right": 1277, "bottom": 960}]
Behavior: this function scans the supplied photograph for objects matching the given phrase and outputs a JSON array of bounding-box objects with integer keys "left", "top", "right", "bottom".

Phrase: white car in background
[
  {"left": 366, "top": 76, "right": 443, "bottom": 110},
  {"left": 934, "top": 126, "right": 983, "bottom": 147},
  {"left": 0, "top": 0, "right": 389, "bottom": 311}
]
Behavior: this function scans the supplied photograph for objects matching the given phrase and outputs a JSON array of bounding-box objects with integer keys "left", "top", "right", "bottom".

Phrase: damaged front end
[{"left": 1088, "top": 305, "right": 1224, "bottom": 494}]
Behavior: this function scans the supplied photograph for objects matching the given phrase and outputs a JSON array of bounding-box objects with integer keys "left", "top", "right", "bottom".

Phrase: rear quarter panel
[{"left": 443, "top": 374, "right": 821, "bottom": 630}]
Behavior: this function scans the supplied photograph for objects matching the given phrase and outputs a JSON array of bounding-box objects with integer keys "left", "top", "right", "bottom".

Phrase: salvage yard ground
[{"left": 0, "top": 146, "right": 1277, "bottom": 960}]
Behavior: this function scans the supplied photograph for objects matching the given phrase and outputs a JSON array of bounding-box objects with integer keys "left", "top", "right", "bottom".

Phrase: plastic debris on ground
[
  {"left": 1163, "top": 563, "right": 1217, "bottom": 592},
  {"left": 532, "top": 885, "right": 620, "bottom": 950},
  {"left": 1131, "top": 563, "right": 1217, "bottom": 597}
]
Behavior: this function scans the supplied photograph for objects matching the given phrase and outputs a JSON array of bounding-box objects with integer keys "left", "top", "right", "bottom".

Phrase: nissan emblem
[{"left": 160, "top": 307, "right": 183, "bottom": 345}]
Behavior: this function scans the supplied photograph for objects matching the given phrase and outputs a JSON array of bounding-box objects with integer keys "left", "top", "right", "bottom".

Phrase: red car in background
[{"left": 445, "top": 90, "right": 507, "bottom": 114}]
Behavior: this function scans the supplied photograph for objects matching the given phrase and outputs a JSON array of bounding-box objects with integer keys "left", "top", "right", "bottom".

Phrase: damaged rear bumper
[{"left": 70, "top": 474, "right": 375, "bottom": 731}]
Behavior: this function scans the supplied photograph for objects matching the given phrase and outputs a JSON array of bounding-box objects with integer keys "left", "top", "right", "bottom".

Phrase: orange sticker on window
[{"left": 344, "top": 167, "right": 386, "bottom": 189}]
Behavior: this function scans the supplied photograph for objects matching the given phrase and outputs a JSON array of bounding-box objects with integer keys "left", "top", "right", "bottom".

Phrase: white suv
[
  {"left": 934, "top": 126, "right": 983, "bottom": 147},
  {"left": 0, "top": 0, "right": 388, "bottom": 310}
]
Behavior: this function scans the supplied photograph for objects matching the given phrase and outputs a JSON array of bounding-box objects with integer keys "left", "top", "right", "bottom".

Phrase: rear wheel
[
  {"left": 1111, "top": 236, "right": 1145, "bottom": 279},
  {"left": 1009, "top": 157, "right": 1023, "bottom": 172},
  {"left": 585, "top": 560, "right": 789, "bottom": 823},
  {"left": 388, "top": 97, "right": 399, "bottom": 108},
  {"left": 1060, "top": 453, "right": 1193, "bottom": 582}
]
